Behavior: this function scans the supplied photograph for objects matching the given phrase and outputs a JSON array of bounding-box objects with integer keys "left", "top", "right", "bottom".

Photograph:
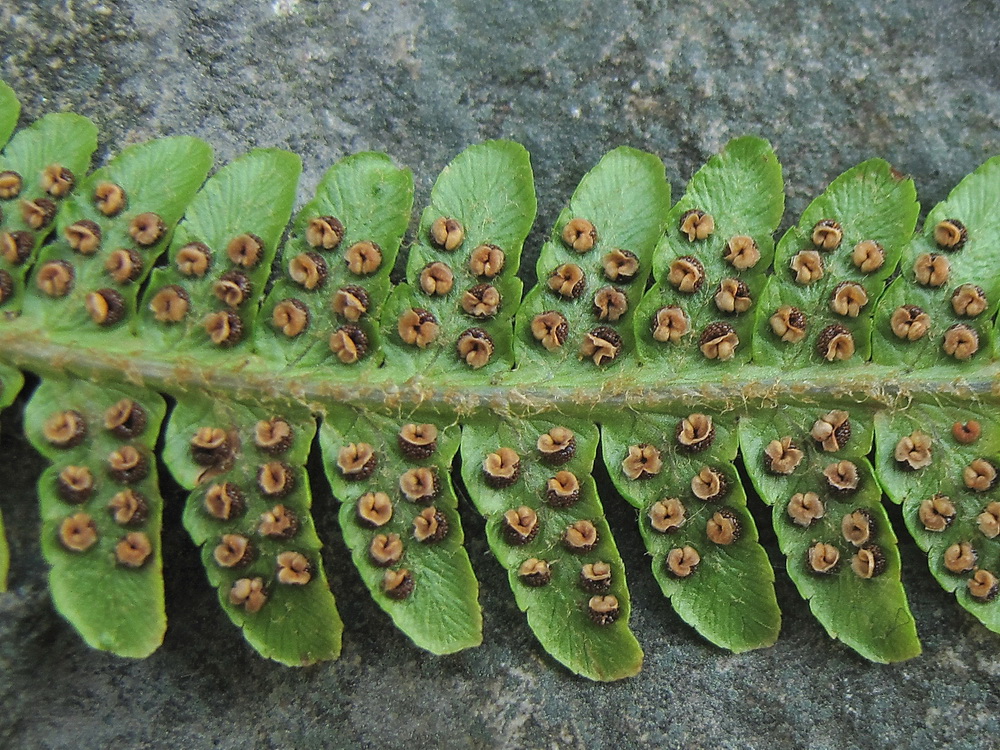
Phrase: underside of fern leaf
[{"left": 7, "top": 78, "right": 1000, "bottom": 678}]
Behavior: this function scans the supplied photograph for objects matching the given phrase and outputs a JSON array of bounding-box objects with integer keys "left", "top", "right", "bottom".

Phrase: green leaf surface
[
  {"left": 601, "top": 410, "right": 780, "bottom": 653},
  {"left": 139, "top": 149, "right": 301, "bottom": 355},
  {"left": 23, "top": 378, "right": 167, "bottom": 658},
  {"left": 319, "top": 407, "right": 481, "bottom": 654},
  {"left": 741, "top": 405, "right": 921, "bottom": 662},
  {"left": 256, "top": 152, "right": 413, "bottom": 371},
  {"left": 461, "top": 416, "right": 642, "bottom": 681},
  {"left": 0, "top": 362, "right": 24, "bottom": 591},
  {"left": 874, "top": 402, "right": 1000, "bottom": 633},
  {"left": 0, "top": 80, "right": 20, "bottom": 148},
  {"left": 635, "top": 136, "right": 784, "bottom": 368},
  {"left": 381, "top": 141, "right": 536, "bottom": 380},
  {"left": 513, "top": 147, "right": 670, "bottom": 379},
  {"left": 23, "top": 137, "right": 213, "bottom": 335},
  {"left": 164, "top": 395, "right": 342, "bottom": 666},
  {"left": 872, "top": 156, "right": 1000, "bottom": 367},
  {"left": 0, "top": 112, "right": 98, "bottom": 310},
  {"left": 752, "top": 159, "right": 918, "bottom": 367}
]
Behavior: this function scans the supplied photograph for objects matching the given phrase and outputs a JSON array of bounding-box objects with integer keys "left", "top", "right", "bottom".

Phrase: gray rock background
[{"left": 2, "top": 0, "right": 1000, "bottom": 747}]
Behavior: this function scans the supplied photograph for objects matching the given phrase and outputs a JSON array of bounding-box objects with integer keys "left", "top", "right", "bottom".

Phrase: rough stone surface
[{"left": 2, "top": 0, "right": 1000, "bottom": 747}]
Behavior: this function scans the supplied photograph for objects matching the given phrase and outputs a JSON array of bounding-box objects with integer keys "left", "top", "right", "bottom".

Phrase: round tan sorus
[
  {"left": 483, "top": 446, "right": 520, "bottom": 487},
  {"left": 469, "top": 244, "right": 505, "bottom": 278},
  {"left": 811, "top": 410, "right": 851, "bottom": 453},
  {"left": 149, "top": 285, "right": 189, "bottom": 323},
  {"left": 176, "top": 242, "right": 212, "bottom": 277},
  {"left": 331, "top": 286, "right": 369, "bottom": 322},
  {"left": 383, "top": 568, "right": 414, "bottom": 599},
  {"left": 530, "top": 310, "right": 568, "bottom": 351},
  {"left": 104, "top": 398, "right": 147, "bottom": 439},
  {"left": 203, "top": 483, "right": 245, "bottom": 521},
  {"left": 413, "top": 506, "right": 448, "bottom": 543},
  {"left": 419, "top": 261, "right": 455, "bottom": 296},
  {"left": 769, "top": 305, "right": 807, "bottom": 344},
  {"left": 593, "top": 286, "right": 628, "bottom": 322},
  {"left": 667, "top": 256, "right": 705, "bottom": 293},
  {"left": 943, "top": 324, "right": 979, "bottom": 360},
  {"left": 952, "top": 284, "right": 988, "bottom": 317},
  {"left": 894, "top": 431, "right": 932, "bottom": 470},
  {"left": 652, "top": 306, "right": 689, "bottom": 343},
  {"left": 714, "top": 278, "right": 752, "bottom": 315},
  {"left": 129, "top": 213, "right": 165, "bottom": 247},
  {"left": 562, "top": 217, "right": 598, "bottom": 252},
  {"left": 807, "top": 542, "right": 840, "bottom": 574},
  {"left": 213, "top": 271, "right": 251, "bottom": 308},
  {"left": 548, "top": 263, "right": 586, "bottom": 299},
  {"left": 537, "top": 426, "right": 576, "bottom": 464},
  {"left": 272, "top": 298, "right": 309, "bottom": 336},
  {"left": 811, "top": 219, "right": 843, "bottom": 250},
  {"left": 564, "top": 519, "right": 599, "bottom": 551},
  {"left": 204, "top": 310, "right": 243, "bottom": 346},
  {"left": 356, "top": 491, "right": 393, "bottom": 528},
  {"left": 679, "top": 209, "right": 714, "bottom": 242},
  {"left": 676, "top": 413, "right": 714, "bottom": 452},
  {"left": 214, "top": 533, "right": 253, "bottom": 568},
  {"left": 579, "top": 326, "right": 622, "bottom": 366},
  {"left": 337, "top": 442, "right": 376, "bottom": 479},
  {"left": 841, "top": 509, "right": 874, "bottom": 547},
  {"left": 254, "top": 417, "right": 293, "bottom": 454},
  {"left": 430, "top": 217, "right": 465, "bottom": 251},
  {"left": 503, "top": 506, "right": 539, "bottom": 544},
  {"left": 691, "top": 466, "right": 727, "bottom": 501},
  {"left": 764, "top": 437, "right": 803, "bottom": 475},
  {"left": 370, "top": 533, "right": 404, "bottom": 566},
  {"left": 94, "top": 182, "right": 127, "bottom": 216},
  {"left": 258, "top": 461, "right": 294, "bottom": 497},
  {"left": 115, "top": 532, "right": 153, "bottom": 568},
  {"left": 889, "top": 305, "right": 931, "bottom": 341},
  {"left": 59, "top": 512, "right": 99, "bottom": 552},
  {"left": 107, "top": 489, "right": 147, "bottom": 526},
  {"left": 106, "top": 248, "right": 143, "bottom": 284},
  {"left": 968, "top": 569, "right": 999, "bottom": 601},
  {"left": 919, "top": 494, "right": 956, "bottom": 532},
  {"left": 276, "top": 551, "right": 312, "bottom": 585},
  {"left": 649, "top": 497, "right": 685, "bottom": 533},
  {"left": 397, "top": 307, "right": 439, "bottom": 348},
  {"left": 817, "top": 324, "right": 854, "bottom": 362},
  {"left": 546, "top": 470, "right": 580, "bottom": 507},
  {"left": 852, "top": 240, "right": 884, "bottom": 272},
  {"left": 790, "top": 250, "right": 824, "bottom": 284},
  {"left": 851, "top": 545, "right": 886, "bottom": 579},
  {"left": 977, "top": 502, "right": 1000, "bottom": 539},
  {"left": 622, "top": 443, "right": 662, "bottom": 480},
  {"left": 399, "top": 466, "right": 439, "bottom": 503},
  {"left": 666, "top": 545, "right": 700, "bottom": 578},
  {"left": 724, "top": 235, "right": 760, "bottom": 270},
  {"left": 0, "top": 230, "right": 33, "bottom": 266},
  {"left": 913, "top": 253, "right": 949, "bottom": 287},
  {"left": 706, "top": 509, "right": 740, "bottom": 545},
  {"left": 226, "top": 233, "right": 264, "bottom": 267},
  {"left": 85, "top": 289, "right": 126, "bottom": 326},
  {"left": 305, "top": 215, "right": 344, "bottom": 250},
  {"left": 329, "top": 325, "right": 368, "bottom": 364},
  {"left": 603, "top": 248, "right": 639, "bottom": 282},
  {"left": 43, "top": 409, "right": 87, "bottom": 448},
  {"left": 518, "top": 558, "right": 552, "bottom": 587},
  {"left": 698, "top": 322, "right": 738, "bottom": 361},
  {"left": 830, "top": 282, "right": 868, "bottom": 318},
  {"left": 587, "top": 595, "right": 620, "bottom": 626},
  {"left": 108, "top": 445, "right": 148, "bottom": 483},
  {"left": 462, "top": 284, "right": 501, "bottom": 318},
  {"left": 0, "top": 170, "right": 23, "bottom": 199},
  {"left": 57, "top": 465, "right": 95, "bottom": 504},
  {"left": 580, "top": 561, "right": 612, "bottom": 593},
  {"left": 21, "top": 198, "right": 56, "bottom": 229},
  {"left": 64, "top": 220, "right": 101, "bottom": 255},
  {"left": 398, "top": 423, "right": 438, "bottom": 459},
  {"left": 456, "top": 328, "right": 494, "bottom": 369},
  {"left": 933, "top": 218, "right": 967, "bottom": 250},
  {"left": 787, "top": 492, "right": 824, "bottom": 527},
  {"left": 943, "top": 541, "right": 977, "bottom": 574},
  {"left": 289, "top": 252, "right": 327, "bottom": 290},
  {"left": 36, "top": 260, "right": 75, "bottom": 297},
  {"left": 345, "top": 241, "right": 382, "bottom": 275},
  {"left": 229, "top": 577, "right": 267, "bottom": 613},
  {"left": 824, "top": 460, "right": 860, "bottom": 493},
  {"left": 964, "top": 458, "right": 997, "bottom": 492}
]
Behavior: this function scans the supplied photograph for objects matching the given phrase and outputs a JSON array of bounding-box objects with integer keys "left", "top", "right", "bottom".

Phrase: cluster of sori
[{"left": 3, "top": 76, "right": 1000, "bottom": 680}]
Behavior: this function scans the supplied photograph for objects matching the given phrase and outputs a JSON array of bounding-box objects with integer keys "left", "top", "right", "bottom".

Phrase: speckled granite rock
[{"left": 2, "top": 1, "right": 1000, "bottom": 747}]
